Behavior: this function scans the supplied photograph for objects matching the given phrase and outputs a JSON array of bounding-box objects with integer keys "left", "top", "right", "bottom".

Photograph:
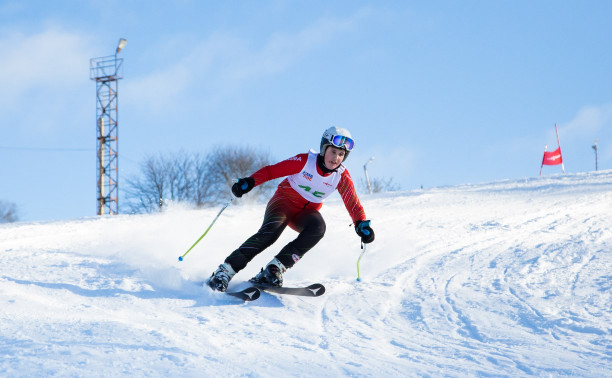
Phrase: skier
[{"left": 208, "top": 126, "right": 375, "bottom": 292}]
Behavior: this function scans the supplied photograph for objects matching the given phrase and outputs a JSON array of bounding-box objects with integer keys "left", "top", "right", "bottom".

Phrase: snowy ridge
[{"left": 1, "top": 171, "right": 611, "bottom": 376}]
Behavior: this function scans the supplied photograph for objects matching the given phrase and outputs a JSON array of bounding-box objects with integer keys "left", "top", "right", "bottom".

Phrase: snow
[{"left": 1, "top": 171, "right": 611, "bottom": 377}]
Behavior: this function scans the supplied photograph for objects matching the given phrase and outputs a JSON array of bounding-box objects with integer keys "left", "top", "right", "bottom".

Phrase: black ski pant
[{"left": 225, "top": 194, "right": 326, "bottom": 273}]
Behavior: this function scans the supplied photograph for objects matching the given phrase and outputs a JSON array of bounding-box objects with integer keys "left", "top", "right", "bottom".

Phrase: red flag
[
  {"left": 542, "top": 147, "right": 563, "bottom": 166},
  {"left": 540, "top": 124, "right": 565, "bottom": 176}
]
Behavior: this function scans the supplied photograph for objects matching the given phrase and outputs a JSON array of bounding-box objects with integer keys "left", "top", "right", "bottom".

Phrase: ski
[
  {"left": 253, "top": 283, "right": 325, "bottom": 297},
  {"left": 225, "top": 286, "right": 261, "bottom": 301}
]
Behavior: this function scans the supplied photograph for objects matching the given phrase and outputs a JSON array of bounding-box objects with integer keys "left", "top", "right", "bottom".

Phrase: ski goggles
[{"left": 329, "top": 135, "right": 354, "bottom": 151}]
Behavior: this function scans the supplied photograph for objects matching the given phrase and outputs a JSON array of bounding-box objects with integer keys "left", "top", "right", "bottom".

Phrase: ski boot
[
  {"left": 249, "top": 258, "right": 286, "bottom": 287},
  {"left": 207, "top": 263, "right": 235, "bottom": 292}
]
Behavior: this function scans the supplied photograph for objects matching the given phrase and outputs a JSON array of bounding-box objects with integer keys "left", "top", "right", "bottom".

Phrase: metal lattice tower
[{"left": 90, "top": 39, "right": 126, "bottom": 216}]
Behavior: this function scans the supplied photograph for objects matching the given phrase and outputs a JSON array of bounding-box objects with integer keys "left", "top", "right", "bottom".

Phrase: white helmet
[{"left": 320, "top": 126, "right": 354, "bottom": 162}]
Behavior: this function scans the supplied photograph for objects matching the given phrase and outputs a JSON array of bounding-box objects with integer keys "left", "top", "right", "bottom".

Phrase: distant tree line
[
  {"left": 0, "top": 200, "right": 18, "bottom": 223},
  {"left": 124, "top": 145, "right": 279, "bottom": 213},
  {"left": 358, "top": 177, "right": 401, "bottom": 194}
]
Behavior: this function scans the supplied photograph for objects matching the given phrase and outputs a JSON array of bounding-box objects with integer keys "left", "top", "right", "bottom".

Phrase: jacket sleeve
[
  {"left": 250, "top": 153, "right": 307, "bottom": 186},
  {"left": 337, "top": 169, "right": 367, "bottom": 223}
]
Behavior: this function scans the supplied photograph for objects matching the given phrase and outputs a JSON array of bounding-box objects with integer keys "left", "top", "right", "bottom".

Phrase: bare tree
[
  {"left": 0, "top": 200, "right": 19, "bottom": 223},
  {"left": 124, "top": 153, "right": 170, "bottom": 213},
  {"left": 192, "top": 153, "right": 217, "bottom": 207},
  {"left": 166, "top": 151, "right": 195, "bottom": 203},
  {"left": 204, "top": 145, "right": 277, "bottom": 203},
  {"left": 125, "top": 151, "right": 202, "bottom": 213}
]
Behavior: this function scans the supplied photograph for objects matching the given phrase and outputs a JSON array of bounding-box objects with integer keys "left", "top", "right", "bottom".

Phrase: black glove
[
  {"left": 232, "top": 177, "right": 255, "bottom": 198},
  {"left": 355, "top": 220, "right": 375, "bottom": 244}
]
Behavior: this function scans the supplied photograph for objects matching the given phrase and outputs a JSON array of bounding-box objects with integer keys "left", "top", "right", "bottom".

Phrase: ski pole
[
  {"left": 178, "top": 197, "right": 234, "bottom": 262},
  {"left": 356, "top": 242, "right": 366, "bottom": 281}
]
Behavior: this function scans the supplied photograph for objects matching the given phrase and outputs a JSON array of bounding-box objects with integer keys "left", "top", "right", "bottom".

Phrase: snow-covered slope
[{"left": 1, "top": 171, "right": 611, "bottom": 376}]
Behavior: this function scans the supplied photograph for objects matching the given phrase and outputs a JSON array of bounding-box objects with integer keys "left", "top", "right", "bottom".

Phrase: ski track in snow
[{"left": 1, "top": 171, "right": 611, "bottom": 376}]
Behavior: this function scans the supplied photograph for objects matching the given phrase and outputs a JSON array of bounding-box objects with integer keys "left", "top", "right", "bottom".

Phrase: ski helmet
[{"left": 320, "top": 126, "right": 354, "bottom": 162}]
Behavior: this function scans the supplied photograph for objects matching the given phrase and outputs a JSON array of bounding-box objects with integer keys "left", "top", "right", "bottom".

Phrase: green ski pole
[
  {"left": 178, "top": 197, "right": 234, "bottom": 262},
  {"left": 356, "top": 242, "right": 366, "bottom": 281}
]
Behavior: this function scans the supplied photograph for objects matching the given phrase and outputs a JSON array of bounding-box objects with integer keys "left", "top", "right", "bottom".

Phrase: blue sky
[{"left": 1, "top": 0, "right": 611, "bottom": 222}]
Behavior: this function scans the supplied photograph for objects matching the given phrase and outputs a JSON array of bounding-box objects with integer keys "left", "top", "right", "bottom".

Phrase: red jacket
[{"left": 251, "top": 153, "right": 366, "bottom": 223}]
